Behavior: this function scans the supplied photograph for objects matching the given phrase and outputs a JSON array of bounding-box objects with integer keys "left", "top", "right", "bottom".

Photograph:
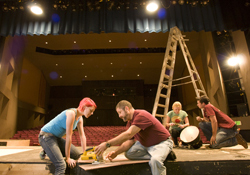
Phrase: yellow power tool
[{"left": 81, "top": 147, "right": 103, "bottom": 164}]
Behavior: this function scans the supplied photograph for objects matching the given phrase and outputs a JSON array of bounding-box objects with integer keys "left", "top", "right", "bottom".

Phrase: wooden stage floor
[{"left": 0, "top": 144, "right": 250, "bottom": 175}]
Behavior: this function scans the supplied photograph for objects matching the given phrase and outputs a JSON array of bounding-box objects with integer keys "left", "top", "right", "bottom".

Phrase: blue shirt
[{"left": 41, "top": 108, "right": 80, "bottom": 137}]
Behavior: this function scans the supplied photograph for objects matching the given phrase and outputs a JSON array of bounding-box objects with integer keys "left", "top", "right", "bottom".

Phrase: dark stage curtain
[{"left": 0, "top": 0, "right": 249, "bottom": 36}]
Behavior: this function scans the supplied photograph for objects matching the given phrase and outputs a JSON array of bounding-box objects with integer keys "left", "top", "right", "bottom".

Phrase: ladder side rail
[
  {"left": 178, "top": 38, "right": 201, "bottom": 98},
  {"left": 152, "top": 32, "right": 177, "bottom": 117},
  {"left": 180, "top": 38, "right": 207, "bottom": 97},
  {"left": 164, "top": 45, "right": 177, "bottom": 117},
  {"left": 162, "top": 51, "right": 177, "bottom": 126}
]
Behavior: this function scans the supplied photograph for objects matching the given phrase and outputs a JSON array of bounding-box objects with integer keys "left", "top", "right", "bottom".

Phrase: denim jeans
[
  {"left": 199, "top": 122, "right": 238, "bottom": 149},
  {"left": 125, "top": 139, "right": 173, "bottom": 175},
  {"left": 170, "top": 128, "right": 188, "bottom": 146},
  {"left": 38, "top": 133, "right": 81, "bottom": 175}
]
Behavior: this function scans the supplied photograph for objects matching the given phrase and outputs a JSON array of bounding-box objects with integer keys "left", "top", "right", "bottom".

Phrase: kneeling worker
[
  {"left": 95, "top": 100, "right": 174, "bottom": 175},
  {"left": 196, "top": 95, "right": 248, "bottom": 149}
]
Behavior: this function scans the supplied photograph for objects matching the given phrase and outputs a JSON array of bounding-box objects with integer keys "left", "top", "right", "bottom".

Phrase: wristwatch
[{"left": 106, "top": 142, "right": 111, "bottom": 148}]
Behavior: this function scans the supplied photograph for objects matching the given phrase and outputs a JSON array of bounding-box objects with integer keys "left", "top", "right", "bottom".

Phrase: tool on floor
[{"left": 81, "top": 147, "right": 104, "bottom": 164}]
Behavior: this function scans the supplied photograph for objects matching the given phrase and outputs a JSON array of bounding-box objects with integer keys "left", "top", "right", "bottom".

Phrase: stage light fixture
[
  {"left": 146, "top": 1, "right": 159, "bottom": 12},
  {"left": 171, "top": 0, "right": 177, "bottom": 5},
  {"left": 228, "top": 56, "right": 240, "bottom": 66},
  {"left": 29, "top": 3, "right": 43, "bottom": 15},
  {"left": 178, "top": 0, "right": 185, "bottom": 5},
  {"left": 201, "top": 0, "right": 209, "bottom": 6},
  {"left": 190, "top": 0, "right": 198, "bottom": 7}
]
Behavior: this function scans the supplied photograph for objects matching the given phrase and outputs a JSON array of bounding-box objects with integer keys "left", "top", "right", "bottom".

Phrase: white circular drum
[{"left": 180, "top": 126, "right": 203, "bottom": 149}]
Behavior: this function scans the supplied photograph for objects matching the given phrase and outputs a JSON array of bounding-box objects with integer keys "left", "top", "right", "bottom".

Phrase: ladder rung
[
  {"left": 172, "top": 35, "right": 178, "bottom": 40},
  {"left": 160, "top": 94, "right": 168, "bottom": 98},
  {"left": 191, "top": 70, "right": 196, "bottom": 74},
  {"left": 158, "top": 104, "right": 167, "bottom": 108},
  {"left": 164, "top": 74, "right": 170, "bottom": 80},
  {"left": 167, "top": 55, "right": 174, "bottom": 61},
  {"left": 155, "top": 114, "right": 165, "bottom": 118},
  {"left": 170, "top": 46, "right": 175, "bottom": 52},
  {"left": 197, "top": 89, "right": 205, "bottom": 93},
  {"left": 161, "top": 84, "right": 169, "bottom": 89},
  {"left": 165, "top": 64, "right": 173, "bottom": 70}
]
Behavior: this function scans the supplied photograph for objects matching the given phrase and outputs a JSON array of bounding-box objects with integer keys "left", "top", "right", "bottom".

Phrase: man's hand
[
  {"left": 66, "top": 158, "right": 77, "bottom": 168},
  {"left": 196, "top": 116, "right": 202, "bottom": 122},
  {"left": 95, "top": 142, "right": 107, "bottom": 156},
  {"left": 210, "top": 135, "right": 216, "bottom": 145},
  {"left": 106, "top": 151, "right": 118, "bottom": 161},
  {"left": 169, "top": 123, "right": 175, "bottom": 126}
]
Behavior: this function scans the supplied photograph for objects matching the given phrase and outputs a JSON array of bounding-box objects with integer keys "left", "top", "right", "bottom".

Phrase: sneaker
[
  {"left": 235, "top": 133, "right": 248, "bottom": 149},
  {"left": 39, "top": 149, "right": 46, "bottom": 160}
]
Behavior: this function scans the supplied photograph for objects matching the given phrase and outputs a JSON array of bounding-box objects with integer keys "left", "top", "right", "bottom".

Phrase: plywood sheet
[
  {"left": 0, "top": 140, "right": 30, "bottom": 146},
  {"left": 79, "top": 154, "right": 149, "bottom": 170}
]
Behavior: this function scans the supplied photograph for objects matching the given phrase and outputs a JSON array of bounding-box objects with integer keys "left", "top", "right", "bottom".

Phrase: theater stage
[{"left": 0, "top": 144, "right": 250, "bottom": 175}]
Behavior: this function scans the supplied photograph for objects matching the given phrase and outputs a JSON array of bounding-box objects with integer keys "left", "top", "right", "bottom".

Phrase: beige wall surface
[
  {"left": 232, "top": 30, "right": 250, "bottom": 111},
  {"left": 18, "top": 58, "right": 42, "bottom": 106},
  {"left": 0, "top": 36, "right": 25, "bottom": 139}
]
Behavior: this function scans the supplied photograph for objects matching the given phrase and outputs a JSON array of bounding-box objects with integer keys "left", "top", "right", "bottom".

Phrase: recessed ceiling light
[
  {"left": 85, "top": 75, "right": 87, "bottom": 78},
  {"left": 144, "top": 39, "right": 147, "bottom": 41},
  {"left": 109, "top": 40, "right": 111, "bottom": 42},
  {"left": 74, "top": 41, "right": 76, "bottom": 43},
  {"left": 45, "top": 42, "right": 48, "bottom": 44},
  {"left": 60, "top": 76, "right": 62, "bottom": 78},
  {"left": 111, "top": 62, "right": 113, "bottom": 65},
  {"left": 56, "top": 64, "right": 58, "bottom": 66},
  {"left": 111, "top": 75, "right": 114, "bottom": 77},
  {"left": 82, "top": 63, "right": 84, "bottom": 65},
  {"left": 137, "top": 74, "right": 140, "bottom": 77},
  {"left": 140, "top": 62, "right": 142, "bottom": 64}
]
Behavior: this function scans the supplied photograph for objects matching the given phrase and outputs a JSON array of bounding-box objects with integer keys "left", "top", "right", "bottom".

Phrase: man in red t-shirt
[
  {"left": 95, "top": 100, "right": 174, "bottom": 175},
  {"left": 196, "top": 95, "right": 248, "bottom": 149}
]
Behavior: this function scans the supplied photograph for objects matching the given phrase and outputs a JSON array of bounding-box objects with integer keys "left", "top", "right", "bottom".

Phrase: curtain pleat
[{"left": 0, "top": 0, "right": 249, "bottom": 36}]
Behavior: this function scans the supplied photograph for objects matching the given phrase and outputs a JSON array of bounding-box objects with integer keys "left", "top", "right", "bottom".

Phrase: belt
[{"left": 39, "top": 131, "right": 54, "bottom": 137}]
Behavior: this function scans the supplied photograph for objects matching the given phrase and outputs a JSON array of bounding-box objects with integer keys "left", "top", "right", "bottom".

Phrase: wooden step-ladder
[{"left": 152, "top": 26, "right": 207, "bottom": 123}]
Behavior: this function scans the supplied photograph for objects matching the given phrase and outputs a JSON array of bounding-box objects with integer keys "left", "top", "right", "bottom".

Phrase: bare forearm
[
  {"left": 80, "top": 135, "right": 87, "bottom": 152},
  {"left": 108, "top": 131, "right": 134, "bottom": 146},
  {"left": 211, "top": 120, "right": 217, "bottom": 136},
  {"left": 65, "top": 137, "right": 72, "bottom": 159},
  {"left": 114, "top": 140, "right": 135, "bottom": 155}
]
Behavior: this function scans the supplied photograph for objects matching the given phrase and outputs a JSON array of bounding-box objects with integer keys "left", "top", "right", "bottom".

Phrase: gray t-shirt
[{"left": 167, "top": 110, "right": 188, "bottom": 131}]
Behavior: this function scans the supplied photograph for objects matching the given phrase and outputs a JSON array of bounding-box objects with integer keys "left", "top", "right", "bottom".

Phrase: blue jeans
[
  {"left": 199, "top": 122, "right": 238, "bottom": 149},
  {"left": 125, "top": 139, "right": 173, "bottom": 175},
  {"left": 170, "top": 128, "right": 188, "bottom": 146},
  {"left": 38, "top": 133, "right": 81, "bottom": 175}
]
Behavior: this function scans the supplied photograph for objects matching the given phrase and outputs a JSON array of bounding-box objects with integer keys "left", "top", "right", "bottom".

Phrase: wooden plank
[
  {"left": 0, "top": 139, "right": 30, "bottom": 146},
  {"left": 79, "top": 154, "right": 149, "bottom": 170}
]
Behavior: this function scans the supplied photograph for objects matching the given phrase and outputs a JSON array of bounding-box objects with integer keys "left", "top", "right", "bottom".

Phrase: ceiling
[{"left": 23, "top": 31, "right": 201, "bottom": 86}]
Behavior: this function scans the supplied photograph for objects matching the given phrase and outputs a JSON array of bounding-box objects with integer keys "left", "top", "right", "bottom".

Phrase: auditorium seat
[{"left": 10, "top": 126, "right": 127, "bottom": 146}]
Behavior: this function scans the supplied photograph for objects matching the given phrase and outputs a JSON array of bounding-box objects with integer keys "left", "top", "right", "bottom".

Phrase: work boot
[
  {"left": 39, "top": 149, "right": 46, "bottom": 160},
  {"left": 235, "top": 133, "right": 248, "bottom": 149},
  {"left": 166, "top": 151, "right": 176, "bottom": 160}
]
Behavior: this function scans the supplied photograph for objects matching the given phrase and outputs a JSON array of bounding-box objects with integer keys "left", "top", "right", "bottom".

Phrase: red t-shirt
[
  {"left": 126, "top": 110, "right": 170, "bottom": 147},
  {"left": 203, "top": 104, "right": 235, "bottom": 128}
]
